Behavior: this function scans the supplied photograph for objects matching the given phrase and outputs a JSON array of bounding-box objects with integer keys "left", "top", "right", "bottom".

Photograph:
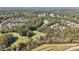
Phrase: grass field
[
  {"left": 1, "top": 32, "right": 79, "bottom": 51},
  {"left": 44, "top": 20, "right": 49, "bottom": 25},
  {"left": 1, "top": 31, "right": 46, "bottom": 50},
  {"left": 32, "top": 31, "right": 46, "bottom": 40}
]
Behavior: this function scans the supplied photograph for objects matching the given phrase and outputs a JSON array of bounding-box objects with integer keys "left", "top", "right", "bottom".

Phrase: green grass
[
  {"left": 32, "top": 31, "right": 46, "bottom": 40},
  {"left": 44, "top": 20, "right": 49, "bottom": 25},
  {"left": 11, "top": 36, "right": 30, "bottom": 48},
  {"left": 0, "top": 31, "right": 46, "bottom": 49},
  {"left": 0, "top": 27, "right": 46, "bottom": 50},
  {"left": 9, "top": 32, "right": 30, "bottom": 47},
  {"left": 0, "top": 32, "right": 30, "bottom": 49}
]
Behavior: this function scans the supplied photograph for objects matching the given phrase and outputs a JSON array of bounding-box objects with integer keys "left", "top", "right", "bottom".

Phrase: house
[
  {"left": 0, "top": 17, "right": 27, "bottom": 31},
  {"left": 49, "top": 13, "right": 55, "bottom": 17},
  {"left": 38, "top": 13, "right": 46, "bottom": 17}
]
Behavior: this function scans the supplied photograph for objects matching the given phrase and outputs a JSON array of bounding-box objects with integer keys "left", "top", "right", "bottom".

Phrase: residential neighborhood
[{"left": 0, "top": 7, "right": 79, "bottom": 51}]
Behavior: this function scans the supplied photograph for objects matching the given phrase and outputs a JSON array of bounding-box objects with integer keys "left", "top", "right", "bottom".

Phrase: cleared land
[
  {"left": 65, "top": 46, "right": 79, "bottom": 51},
  {"left": 32, "top": 44, "right": 79, "bottom": 51}
]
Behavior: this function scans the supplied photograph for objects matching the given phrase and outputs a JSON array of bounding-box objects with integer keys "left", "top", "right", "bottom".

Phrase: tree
[
  {"left": 0, "top": 28, "right": 10, "bottom": 34},
  {"left": 0, "top": 34, "right": 18, "bottom": 50},
  {"left": 16, "top": 25, "right": 29, "bottom": 36},
  {"left": 4, "top": 34, "right": 18, "bottom": 47},
  {"left": 27, "top": 30, "right": 35, "bottom": 37}
]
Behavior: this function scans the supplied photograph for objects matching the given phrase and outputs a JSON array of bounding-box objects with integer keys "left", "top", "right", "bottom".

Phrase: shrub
[
  {"left": 27, "top": 30, "right": 35, "bottom": 37},
  {"left": 4, "top": 34, "right": 18, "bottom": 47}
]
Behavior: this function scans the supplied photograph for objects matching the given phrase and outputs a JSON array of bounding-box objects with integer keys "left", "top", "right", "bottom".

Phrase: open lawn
[
  {"left": 1, "top": 31, "right": 46, "bottom": 50},
  {"left": 32, "top": 31, "right": 46, "bottom": 40},
  {"left": 44, "top": 20, "right": 49, "bottom": 25}
]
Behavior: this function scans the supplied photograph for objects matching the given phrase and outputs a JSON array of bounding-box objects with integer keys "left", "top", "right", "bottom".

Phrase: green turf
[{"left": 44, "top": 20, "right": 49, "bottom": 25}]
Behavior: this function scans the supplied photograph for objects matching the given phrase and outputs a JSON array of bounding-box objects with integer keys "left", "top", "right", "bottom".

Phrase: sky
[{"left": 0, "top": 0, "right": 79, "bottom": 7}]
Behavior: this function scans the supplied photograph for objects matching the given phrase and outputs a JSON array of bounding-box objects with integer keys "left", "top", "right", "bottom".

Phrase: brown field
[{"left": 32, "top": 44, "right": 79, "bottom": 51}]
